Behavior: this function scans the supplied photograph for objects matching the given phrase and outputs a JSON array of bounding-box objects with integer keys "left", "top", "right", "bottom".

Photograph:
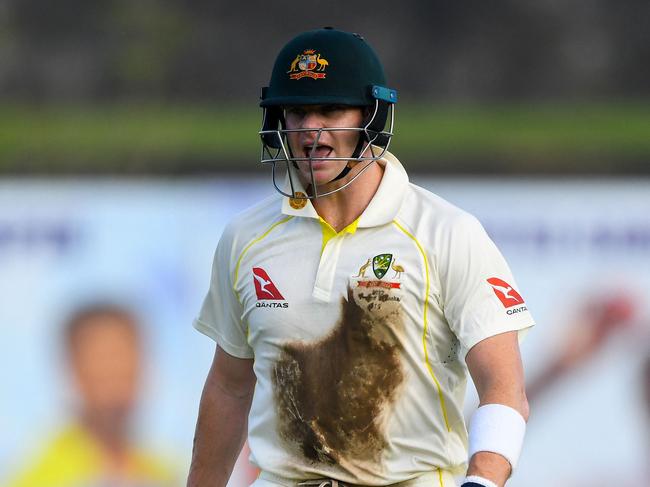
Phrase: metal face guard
[{"left": 259, "top": 101, "right": 395, "bottom": 200}]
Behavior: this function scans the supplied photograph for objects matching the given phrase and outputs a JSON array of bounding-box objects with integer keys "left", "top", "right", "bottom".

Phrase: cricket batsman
[{"left": 188, "top": 27, "right": 534, "bottom": 487}]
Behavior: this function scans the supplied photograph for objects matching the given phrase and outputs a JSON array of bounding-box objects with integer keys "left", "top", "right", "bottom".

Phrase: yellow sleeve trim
[
  {"left": 233, "top": 216, "right": 294, "bottom": 300},
  {"left": 392, "top": 220, "right": 451, "bottom": 432}
]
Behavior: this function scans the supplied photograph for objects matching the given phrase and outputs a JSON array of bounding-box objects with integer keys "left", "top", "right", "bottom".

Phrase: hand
[{"left": 462, "top": 476, "right": 499, "bottom": 487}]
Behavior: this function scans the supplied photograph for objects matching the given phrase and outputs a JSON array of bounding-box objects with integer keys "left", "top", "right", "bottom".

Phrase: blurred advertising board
[{"left": 0, "top": 177, "right": 648, "bottom": 487}]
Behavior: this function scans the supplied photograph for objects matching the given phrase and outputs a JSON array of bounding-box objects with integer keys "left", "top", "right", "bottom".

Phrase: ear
[
  {"left": 362, "top": 101, "right": 390, "bottom": 147},
  {"left": 261, "top": 107, "right": 285, "bottom": 149}
]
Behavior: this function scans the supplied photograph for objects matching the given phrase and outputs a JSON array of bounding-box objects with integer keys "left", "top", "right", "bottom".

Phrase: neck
[
  {"left": 312, "top": 161, "right": 384, "bottom": 232},
  {"left": 80, "top": 409, "right": 130, "bottom": 457}
]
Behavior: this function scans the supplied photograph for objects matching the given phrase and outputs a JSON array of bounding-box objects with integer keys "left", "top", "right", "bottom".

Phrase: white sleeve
[
  {"left": 193, "top": 226, "right": 254, "bottom": 359},
  {"left": 438, "top": 213, "right": 534, "bottom": 354}
]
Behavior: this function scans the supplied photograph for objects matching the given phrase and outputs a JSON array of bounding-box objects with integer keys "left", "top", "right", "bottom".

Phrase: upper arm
[
  {"left": 465, "top": 331, "right": 529, "bottom": 420},
  {"left": 194, "top": 227, "right": 254, "bottom": 359},
  {"left": 206, "top": 345, "right": 256, "bottom": 400}
]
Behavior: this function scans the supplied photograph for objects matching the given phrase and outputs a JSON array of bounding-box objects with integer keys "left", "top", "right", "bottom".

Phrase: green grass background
[{"left": 1, "top": 102, "right": 648, "bottom": 174}]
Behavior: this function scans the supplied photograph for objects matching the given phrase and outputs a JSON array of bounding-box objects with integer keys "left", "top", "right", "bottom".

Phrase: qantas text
[{"left": 256, "top": 302, "right": 289, "bottom": 308}]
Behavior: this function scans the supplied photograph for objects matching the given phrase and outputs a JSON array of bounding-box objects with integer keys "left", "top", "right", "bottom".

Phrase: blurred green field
[{"left": 1, "top": 102, "right": 648, "bottom": 174}]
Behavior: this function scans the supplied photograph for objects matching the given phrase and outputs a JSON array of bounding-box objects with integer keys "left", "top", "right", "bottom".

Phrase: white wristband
[
  {"left": 463, "top": 475, "right": 499, "bottom": 487},
  {"left": 468, "top": 403, "right": 526, "bottom": 470}
]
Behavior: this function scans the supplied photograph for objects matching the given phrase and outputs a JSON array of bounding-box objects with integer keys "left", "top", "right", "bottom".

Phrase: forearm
[
  {"left": 465, "top": 332, "right": 529, "bottom": 487},
  {"left": 187, "top": 346, "right": 255, "bottom": 487},
  {"left": 465, "top": 398, "right": 527, "bottom": 487},
  {"left": 466, "top": 451, "right": 510, "bottom": 487},
  {"left": 187, "top": 363, "right": 254, "bottom": 487},
  {"left": 465, "top": 394, "right": 527, "bottom": 486}
]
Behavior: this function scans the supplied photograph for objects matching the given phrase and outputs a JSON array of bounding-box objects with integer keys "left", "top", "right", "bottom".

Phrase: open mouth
[{"left": 303, "top": 144, "right": 333, "bottom": 159}]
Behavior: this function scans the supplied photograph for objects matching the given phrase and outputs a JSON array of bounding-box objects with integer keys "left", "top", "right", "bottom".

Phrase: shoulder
[
  {"left": 215, "top": 193, "right": 293, "bottom": 268},
  {"left": 220, "top": 193, "right": 287, "bottom": 247},
  {"left": 4, "top": 425, "right": 99, "bottom": 487},
  {"left": 130, "top": 450, "right": 178, "bottom": 485},
  {"left": 397, "top": 182, "right": 484, "bottom": 238}
]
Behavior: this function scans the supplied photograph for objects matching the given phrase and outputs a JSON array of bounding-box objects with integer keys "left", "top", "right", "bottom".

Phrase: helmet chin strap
[
  {"left": 327, "top": 134, "right": 366, "bottom": 183},
  {"left": 329, "top": 162, "right": 352, "bottom": 182}
]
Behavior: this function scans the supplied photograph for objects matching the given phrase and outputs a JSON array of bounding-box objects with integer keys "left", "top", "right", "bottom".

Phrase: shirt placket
[{"left": 312, "top": 232, "right": 348, "bottom": 302}]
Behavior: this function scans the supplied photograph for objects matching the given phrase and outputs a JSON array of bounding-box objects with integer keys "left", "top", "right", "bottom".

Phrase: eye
[
  {"left": 321, "top": 105, "right": 345, "bottom": 114},
  {"left": 285, "top": 107, "right": 305, "bottom": 118}
]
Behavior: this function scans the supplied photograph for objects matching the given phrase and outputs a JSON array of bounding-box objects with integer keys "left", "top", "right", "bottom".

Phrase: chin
[
  {"left": 297, "top": 166, "right": 332, "bottom": 180},
  {"left": 302, "top": 176, "right": 334, "bottom": 189},
  {"left": 314, "top": 167, "right": 346, "bottom": 180}
]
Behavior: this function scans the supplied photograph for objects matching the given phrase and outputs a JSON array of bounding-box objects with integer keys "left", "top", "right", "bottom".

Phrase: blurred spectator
[
  {"left": 4, "top": 304, "right": 177, "bottom": 487},
  {"left": 565, "top": 354, "right": 650, "bottom": 487},
  {"left": 527, "top": 292, "right": 638, "bottom": 401},
  {"left": 525, "top": 293, "right": 649, "bottom": 486}
]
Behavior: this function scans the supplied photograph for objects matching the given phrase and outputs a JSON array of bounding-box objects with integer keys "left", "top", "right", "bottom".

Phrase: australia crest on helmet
[{"left": 287, "top": 49, "right": 329, "bottom": 80}]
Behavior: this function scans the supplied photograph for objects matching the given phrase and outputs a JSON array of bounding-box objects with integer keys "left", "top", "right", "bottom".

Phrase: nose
[
  {"left": 297, "top": 113, "right": 326, "bottom": 146},
  {"left": 297, "top": 110, "right": 326, "bottom": 130}
]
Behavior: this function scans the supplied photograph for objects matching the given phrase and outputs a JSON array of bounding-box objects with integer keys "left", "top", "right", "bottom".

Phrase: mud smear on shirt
[{"left": 272, "top": 285, "right": 405, "bottom": 466}]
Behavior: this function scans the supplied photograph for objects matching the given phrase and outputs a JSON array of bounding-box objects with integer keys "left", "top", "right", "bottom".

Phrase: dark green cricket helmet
[{"left": 260, "top": 27, "right": 396, "bottom": 107}]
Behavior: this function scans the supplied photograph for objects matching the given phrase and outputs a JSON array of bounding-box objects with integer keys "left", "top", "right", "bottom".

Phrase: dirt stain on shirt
[{"left": 272, "top": 285, "right": 405, "bottom": 465}]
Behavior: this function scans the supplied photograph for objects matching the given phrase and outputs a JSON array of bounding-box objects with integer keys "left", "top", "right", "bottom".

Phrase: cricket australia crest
[
  {"left": 351, "top": 253, "right": 405, "bottom": 315},
  {"left": 287, "top": 49, "right": 329, "bottom": 80},
  {"left": 372, "top": 253, "right": 392, "bottom": 279}
]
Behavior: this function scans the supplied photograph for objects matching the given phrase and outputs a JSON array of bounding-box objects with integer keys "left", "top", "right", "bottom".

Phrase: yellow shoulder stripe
[
  {"left": 392, "top": 220, "right": 451, "bottom": 432},
  {"left": 233, "top": 216, "right": 294, "bottom": 300}
]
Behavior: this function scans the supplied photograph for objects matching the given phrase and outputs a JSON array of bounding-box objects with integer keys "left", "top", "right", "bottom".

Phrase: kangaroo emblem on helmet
[{"left": 289, "top": 50, "right": 328, "bottom": 80}]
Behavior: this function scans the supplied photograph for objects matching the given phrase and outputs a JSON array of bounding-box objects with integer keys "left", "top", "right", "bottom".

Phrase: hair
[{"left": 63, "top": 302, "right": 140, "bottom": 353}]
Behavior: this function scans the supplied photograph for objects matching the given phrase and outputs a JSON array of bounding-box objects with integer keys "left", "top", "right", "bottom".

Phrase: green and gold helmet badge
[
  {"left": 372, "top": 253, "right": 393, "bottom": 279},
  {"left": 287, "top": 49, "right": 329, "bottom": 80}
]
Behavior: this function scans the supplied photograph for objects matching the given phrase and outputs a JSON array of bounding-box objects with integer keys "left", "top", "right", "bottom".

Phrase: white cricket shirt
[{"left": 195, "top": 152, "right": 534, "bottom": 485}]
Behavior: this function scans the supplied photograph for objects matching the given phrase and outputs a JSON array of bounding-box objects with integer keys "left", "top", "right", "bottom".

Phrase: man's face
[
  {"left": 284, "top": 105, "right": 364, "bottom": 188},
  {"left": 68, "top": 314, "right": 141, "bottom": 422}
]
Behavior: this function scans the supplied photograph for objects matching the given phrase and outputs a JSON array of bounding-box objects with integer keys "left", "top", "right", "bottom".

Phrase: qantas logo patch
[
  {"left": 487, "top": 277, "right": 525, "bottom": 308},
  {"left": 252, "top": 267, "right": 285, "bottom": 300}
]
